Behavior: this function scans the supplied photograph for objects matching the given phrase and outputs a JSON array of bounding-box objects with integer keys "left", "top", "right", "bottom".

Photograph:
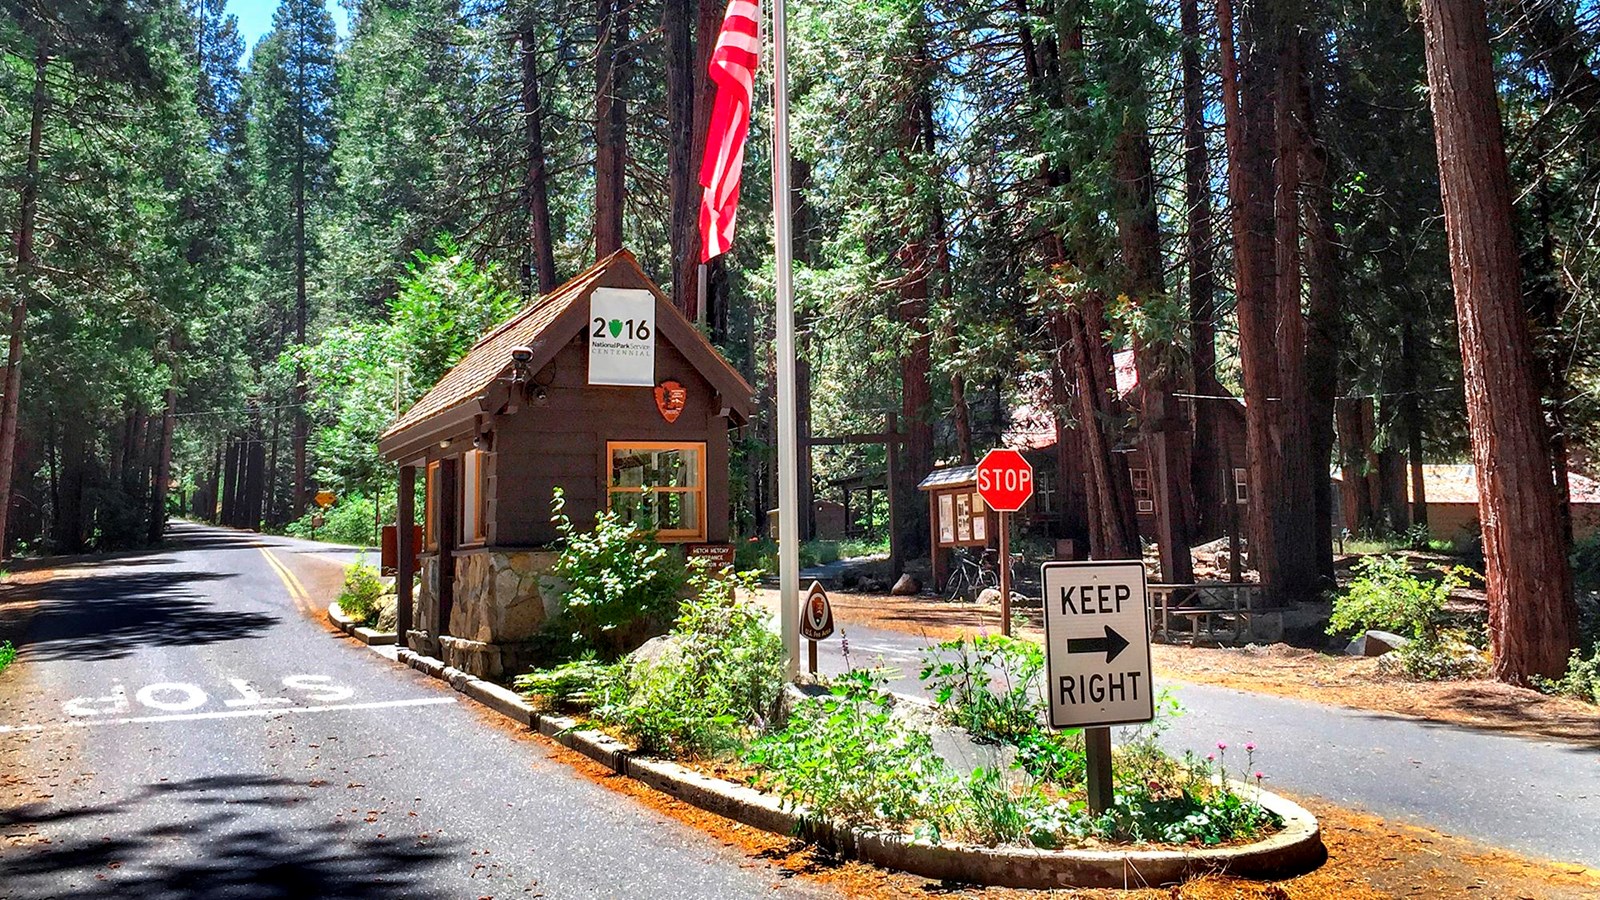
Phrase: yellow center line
[{"left": 259, "top": 547, "right": 313, "bottom": 614}]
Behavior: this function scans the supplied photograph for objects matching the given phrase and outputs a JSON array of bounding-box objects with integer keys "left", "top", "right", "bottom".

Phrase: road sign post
[
  {"left": 1040, "top": 560, "right": 1153, "bottom": 814},
  {"left": 975, "top": 449, "right": 1033, "bottom": 636}
]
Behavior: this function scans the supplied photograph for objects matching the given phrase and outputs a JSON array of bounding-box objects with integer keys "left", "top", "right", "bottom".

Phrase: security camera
[{"left": 510, "top": 346, "right": 534, "bottom": 364}]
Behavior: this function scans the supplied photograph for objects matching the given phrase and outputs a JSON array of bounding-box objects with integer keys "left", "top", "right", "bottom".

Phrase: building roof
[
  {"left": 1401, "top": 464, "right": 1600, "bottom": 505},
  {"left": 380, "top": 249, "right": 753, "bottom": 449},
  {"left": 918, "top": 464, "right": 978, "bottom": 491}
]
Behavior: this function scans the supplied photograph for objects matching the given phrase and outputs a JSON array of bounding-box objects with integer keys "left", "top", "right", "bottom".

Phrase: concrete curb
[
  {"left": 326, "top": 602, "right": 397, "bottom": 646},
  {"left": 392, "top": 647, "right": 1324, "bottom": 889}
]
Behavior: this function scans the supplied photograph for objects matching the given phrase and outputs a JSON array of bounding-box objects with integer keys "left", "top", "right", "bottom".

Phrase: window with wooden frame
[
  {"left": 424, "top": 461, "right": 441, "bottom": 550},
  {"left": 1131, "top": 467, "right": 1155, "bottom": 514},
  {"left": 607, "top": 442, "right": 707, "bottom": 541},
  {"left": 461, "top": 449, "right": 488, "bottom": 545},
  {"left": 1233, "top": 467, "right": 1249, "bottom": 504}
]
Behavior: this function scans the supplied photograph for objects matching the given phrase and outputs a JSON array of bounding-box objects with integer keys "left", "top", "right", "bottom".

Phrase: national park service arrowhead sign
[
  {"left": 1040, "top": 560, "right": 1153, "bottom": 729},
  {"left": 800, "top": 580, "right": 834, "bottom": 641}
]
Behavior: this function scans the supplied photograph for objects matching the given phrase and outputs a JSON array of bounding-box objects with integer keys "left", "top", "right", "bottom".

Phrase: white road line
[{"left": 0, "top": 696, "right": 456, "bottom": 735}]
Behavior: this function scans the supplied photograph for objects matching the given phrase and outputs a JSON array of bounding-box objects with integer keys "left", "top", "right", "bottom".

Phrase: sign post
[
  {"left": 1040, "top": 560, "right": 1152, "bottom": 814},
  {"left": 975, "top": 449, "right": 1034, "bottom": 636},
  {"left": 799, "top": 580, "right": 834, "bottom": 675}
]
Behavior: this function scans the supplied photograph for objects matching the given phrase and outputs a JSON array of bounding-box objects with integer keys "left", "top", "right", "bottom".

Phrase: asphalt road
[
  {"left": 0, "top": 522, "right": 828, "bottom": 900},
  {"left": 821, "top": 620, "right": 1600, "bottom": 868}
]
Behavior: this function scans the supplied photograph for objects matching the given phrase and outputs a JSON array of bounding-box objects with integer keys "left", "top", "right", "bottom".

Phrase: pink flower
[
  {"left": 1217, "top": 741, "right": 1228, "bottom": 751},
  {"left": 1245, "top": 742, "right": 1256, "bottom": 752},
  {"left": 1254, "top": 771, "right": 1265, "bottom": 781},
  {"left": 1206, "top": 753, "right": 1215, "bottom": 762}
]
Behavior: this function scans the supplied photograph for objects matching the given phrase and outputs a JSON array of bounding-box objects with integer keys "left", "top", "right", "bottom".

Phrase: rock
[
  {"left": 891, "top": 574, "right": 921, "bottom": 595},
  {"left": 376, "top": 593, "right": 398, "bottom": 632},
  {"left": 1345, "top": 629, "right": 1409, "bottom": 657},
  {"left": 627, "top": 634, "right": 686, "bottom": 671},
  {"left": 977, "top": 587, "right": 1002, "bottom": 606}
]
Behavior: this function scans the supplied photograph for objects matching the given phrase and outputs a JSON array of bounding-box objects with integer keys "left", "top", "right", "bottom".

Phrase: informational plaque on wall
[{"left": 588, "top": 287, "right": 656, "bottom": 386}]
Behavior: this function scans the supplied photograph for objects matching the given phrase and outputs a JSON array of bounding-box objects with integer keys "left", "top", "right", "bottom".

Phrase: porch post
[
  {"left": 396, "top": 464, "right": 416, "bottom": 649},
  {"left": 437, "top": 457, "right": 458, "bottom": 637}
]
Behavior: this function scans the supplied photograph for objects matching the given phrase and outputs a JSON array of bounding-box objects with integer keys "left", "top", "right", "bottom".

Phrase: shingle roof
[
  {"left": 379, "top": 251, "right": 624, "bottom": 441},
  {"left": 918, "top": 464, "right": 978, "bottom": 491}
]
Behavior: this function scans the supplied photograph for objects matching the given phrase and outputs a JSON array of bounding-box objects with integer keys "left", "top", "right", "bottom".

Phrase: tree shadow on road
[
  {"left": 4, "top": 570, "right": 278, "bottom": 661},
  {"left": 1, "top": 773, "right": 460, "bottom": 899}
]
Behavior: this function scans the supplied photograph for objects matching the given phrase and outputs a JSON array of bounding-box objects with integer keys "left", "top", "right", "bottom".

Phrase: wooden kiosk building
[{"left": 379, "top": 250, "right": 753, "bottom": 678}]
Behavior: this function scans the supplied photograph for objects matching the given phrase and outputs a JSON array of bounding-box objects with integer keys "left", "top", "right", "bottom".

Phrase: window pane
[
  {"left": 611, "top": 445, "right": 700, "bottom": 489},
  {"left": 610, "top": 489, "right": 700, "bottom": 534}
]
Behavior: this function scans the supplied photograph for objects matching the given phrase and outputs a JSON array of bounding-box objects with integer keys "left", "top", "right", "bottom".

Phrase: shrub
[
  {"left": 1536, "top": 643, "right": 1600, "bottom": 705},
  {"left": 513, "top": 654, "right": 621, "bottom": 712},
  {"left": 1328, "top": 554, "right": 1478, "bottom": 679},
  {"left": 0, "top": 640, "right": 14, "bottom": 674},
  {"left": 595, "top": 567, "right": 786, "bottom": 757},
  {"left": 549, "top": 488, "right": 687, "bottom": 656},
  {"left": 919, "top": 635, "right": 1044, "bottom": 745},
  {"left": 337, "top": 560, "right": 385, "bottom": 626},
  {"left": 744, "top": 669, "right": 958, "bottom": 836}
]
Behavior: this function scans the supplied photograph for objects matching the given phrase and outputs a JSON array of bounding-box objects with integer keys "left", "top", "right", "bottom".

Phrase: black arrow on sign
[{"left": 1066, "top": 625, "right": 1131, "bottom": 664}]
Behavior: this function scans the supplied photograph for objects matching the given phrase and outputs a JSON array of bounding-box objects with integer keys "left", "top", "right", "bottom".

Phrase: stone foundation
[{"left": 407, "top": 549, "right": 565, "bottom": 680}]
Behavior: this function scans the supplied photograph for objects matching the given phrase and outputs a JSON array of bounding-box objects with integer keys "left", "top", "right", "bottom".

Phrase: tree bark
[
  {"left": 664, "top": 0, "right": 697, "bottom": 313},
  {"left": 0, "top": 42, "right": 49, "bottom": 557},
  {"left": 1419, "top": 0, "right": 1577, "bottom": 682},
  {"left": 520, "top": 27, "right": 558, "bottom": 295},
  {"left": 1182, "top": 0, "right": 1223, "bottom": 540},
  {"left": 149, "top": 356, "right": 177, "bottom": 545},
  {"left": 594, "top": 0, "right": 629, "bottom": 258},
  {"left": 1301, "top": 39, "right": 1339, "bottom": 584}
]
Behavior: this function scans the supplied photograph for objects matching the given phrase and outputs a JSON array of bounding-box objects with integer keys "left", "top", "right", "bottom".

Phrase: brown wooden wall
[{"left": 480, "top": 334, "right": 733, "bottom": 547}]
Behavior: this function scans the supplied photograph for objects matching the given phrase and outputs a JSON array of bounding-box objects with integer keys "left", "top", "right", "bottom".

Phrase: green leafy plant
[
  {"left": 594, "top": 567, "right": 786, "bottom": 757},
  {"left": 744, "top": 669, "right": 958, "bottom": 835},
  {"left": 919, "top": 635, "right": 1044, "bottom": 745},
  {"left": 1328, "top": 554, "right": 1479, "bottom": 679},
  {"left": 549, "top": 488, "right": 687, "bottom": 656},
  {"left": 1535, "top": 643, "right": 1600, "bottom": 705},
  {"left": 0, "top": 640, "right": 15, "bottom": 674},
  {"left": 336, "top": 559, "right": 385, "bottom": 626},
  {"left": 285, "top": 493, "right": 390, "bottom": 546},
  {"left": 1013, "top": 729, "right": 1086, "bottom": 786},
  {"left": 513, "top": 654, "right": 621, "bottom": 711}
]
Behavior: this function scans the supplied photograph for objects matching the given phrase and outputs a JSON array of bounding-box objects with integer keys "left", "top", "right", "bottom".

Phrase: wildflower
[
  {"left": 1254, "top": 771, "right": 1265, "bottom": 781},
  {"left": 1216, "top": 741, "right": 1227, "bottom": 751},
  {"left": 1245, "top": 742, "right": 1256, "bottom": 752},
  {"left": 1206, "top": 753, "right": 1215, "bottom": 762}
]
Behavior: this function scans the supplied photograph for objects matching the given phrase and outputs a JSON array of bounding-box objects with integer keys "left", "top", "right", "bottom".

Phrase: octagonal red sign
[{"left": 975, "top": 448, "right": 1034, "bottom": 513}]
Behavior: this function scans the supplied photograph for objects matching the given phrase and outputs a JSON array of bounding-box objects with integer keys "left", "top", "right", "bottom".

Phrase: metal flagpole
[{"left": 770, "top": 0, "right": 801, "bottom": 680}]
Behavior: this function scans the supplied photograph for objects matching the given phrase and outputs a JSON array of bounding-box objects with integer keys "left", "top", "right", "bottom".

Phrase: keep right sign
[{"left": 1040, "top": 560, "right": 1154, "bottom": 729}]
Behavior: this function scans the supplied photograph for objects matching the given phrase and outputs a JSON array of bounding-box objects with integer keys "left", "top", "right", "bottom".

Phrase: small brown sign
[
  {"left": 800, "top": 580, "right": 834, "bottom": 641},
  {"left": 686, "top": 542, "right": 736, "bottom": 572},
  {"left": 654, "top": 379, "right": 687, "bottom": 423}
]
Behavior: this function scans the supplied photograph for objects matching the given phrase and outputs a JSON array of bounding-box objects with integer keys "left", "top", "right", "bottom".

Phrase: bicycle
[{"left": 945, "top": 546, "right": 1000, "bottom": 602}]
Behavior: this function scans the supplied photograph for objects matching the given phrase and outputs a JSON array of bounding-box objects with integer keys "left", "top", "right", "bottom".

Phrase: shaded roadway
[{"left": 0, "top": 522, "right": 829, "bottom": 900}]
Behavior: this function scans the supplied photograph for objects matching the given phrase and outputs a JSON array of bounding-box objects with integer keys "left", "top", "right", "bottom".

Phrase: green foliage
[
  {"left": 1570, "top": 533, "right": 1600, "bottom": 592},
  {"left": 513, "top": 655, "right": 621, "bottom": 712},
  {"left": 744, "top": 670, "right": 958, "bottom": 834},
  {"left": 1535, "top": 643, "right": 1600, "bottom": 705},
  {"left": 284, "top": 493, "right": 389, "bottom": 546},
  {"left": 1066, "top": 778, "right": 1280, "bottom": 847},
  {"left": 1013, "top": 729, "right": 1086, "bottom": 786},
  {"left": 918, "top": 635, "right": 1045, "bottom": 745},
  {"left": 336, "top": 560, "right": 385, "bottom": 626},
  {"left": 594, "top": 568, "right": 786, "bottom": 757},
  {"left": 0, "top": 640, "right": 15, "bottom": 674},
  {"left": 1328, "top": 555, "right": 1480, "bottom": 679},
  {"left": 549, "top": 488, "right": 688, "bottom": 656}
]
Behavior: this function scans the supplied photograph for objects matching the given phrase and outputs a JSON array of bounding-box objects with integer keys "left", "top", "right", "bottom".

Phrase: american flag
[{"left": 698, "top": 0, "right": 761, "bottom": 262}]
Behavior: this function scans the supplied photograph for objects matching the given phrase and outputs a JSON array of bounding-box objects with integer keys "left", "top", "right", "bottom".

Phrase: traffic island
[{"left": 394, "top": 645, "right": 1325, "bottom": 889}]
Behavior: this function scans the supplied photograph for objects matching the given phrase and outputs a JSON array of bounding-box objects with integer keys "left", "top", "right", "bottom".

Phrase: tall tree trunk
[
  {"left": 1301, "top": 39, "right": 1339, "bottom": 584},
  {"left": 149, "top": 359, "right": 177, "bottom": 545},
  {"left": 594, "top": 0, "right": 629, "bottom": 257},
  {"left": 1182, "top": 0, "right": 1223, "bottom": 540},
  {"left": 1064, "top": 297, "right": 1141, "bottom": 560},
  {"left": 1115, "top": 98, "right": 1193, "bottom": 583},
  {"left": 520, "top": 28, "right": 558, "bottom": 295},
  {"left": 291, "top": 30, "right": 310, "bottom": 521},
  {"left": 0, "top": 42, "right": 49, "bottom": 557},
  {"left": 1220, "top": 0, "right": 1286, "bottom": 595},
  {"left": 244, "top": 410, "right": 266, "bottom": 531},
  {"left": 664, "top": 0, "right": 697, "bottom": 313},
  {"left": 1399, "top": 321, "right": 1430, "bottom": 530},
  {"left": 1419, "top": 0, "right": 1577, "bottom": 682}
]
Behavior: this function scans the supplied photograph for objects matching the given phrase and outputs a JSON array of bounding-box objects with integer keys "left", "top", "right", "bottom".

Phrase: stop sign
[{"left": 975, "top": 448, "right": 1034, "bottom": 512}]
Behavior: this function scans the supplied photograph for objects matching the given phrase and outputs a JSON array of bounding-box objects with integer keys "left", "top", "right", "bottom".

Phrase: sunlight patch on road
[{"left": 0, "top": 696, "right": 456, "bottom": 735}]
